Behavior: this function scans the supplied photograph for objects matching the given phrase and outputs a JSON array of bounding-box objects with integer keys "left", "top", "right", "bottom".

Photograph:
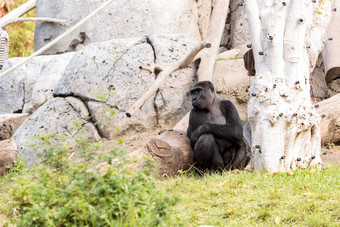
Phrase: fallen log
[
  {"left": 317, "top": 93, "right": 340, "bottom": 145},
  {"left": 129, "top": 130, "right": 194, "bottom": 177}
]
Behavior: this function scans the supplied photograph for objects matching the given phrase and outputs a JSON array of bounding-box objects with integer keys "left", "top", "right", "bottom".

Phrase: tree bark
[
  {"left": 316, "top": 94, "right": 340, "bottom": 145},
  {"left": 321, "top": 0, "right": 340, "bottom": 93},
  {"left": 244, "top": 0, "right": 332, "bottom": 172},
  {"left": 129, "top": 130, "right": 193, "bottom": 177}
]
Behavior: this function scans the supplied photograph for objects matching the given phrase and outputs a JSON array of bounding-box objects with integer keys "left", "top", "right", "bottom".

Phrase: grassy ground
[
  {"left": 157, "top": 165, "right": 340, "bottom": 227},
  {"left": 1, "top": 165, "right": 339, "bottom": 226}
]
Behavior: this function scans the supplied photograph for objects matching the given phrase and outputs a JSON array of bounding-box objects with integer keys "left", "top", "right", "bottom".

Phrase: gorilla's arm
[{"left": 190, "top": 123, "right": 243, "bottom": 146}]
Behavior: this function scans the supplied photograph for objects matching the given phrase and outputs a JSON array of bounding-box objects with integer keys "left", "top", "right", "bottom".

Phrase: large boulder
[
  {"left": 213, "top": 50, "right": 252, "bottom": 123},
  {"left": 13, "top": 97, "right": 101, "bottom": 167},
  {"left": 34, "top": 0, "right": 202, "bottom": 54},
  {"left": 54, "top": 34, "right": 198, "bottom": 136},
  {"left": 0, "top": 53, "right": 74, "bottom": 114},
  {"left": 23, "top": 52, "right": 75, "bottom": 113},
  {"left": 0, "top": 55, "right": 54, "bottom": 114},
  {"left": 0, "top": 114, "right": 28, "bottom": 140}
]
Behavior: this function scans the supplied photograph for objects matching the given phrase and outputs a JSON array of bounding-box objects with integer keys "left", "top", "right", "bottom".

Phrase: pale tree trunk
[{"left": 244, "top": 0, "right": 332, "bottom": 172}]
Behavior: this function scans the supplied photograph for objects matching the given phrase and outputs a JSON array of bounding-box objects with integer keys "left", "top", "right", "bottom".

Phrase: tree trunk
[
  {"left": 196, "top": 0, "right": 230, "bottom": 81},
  {"left": 244, "top": 0, "right": 332, "bottom": 172},
  {"left": 321, "top": 0, "right": 340, "bottom": 93},
  {"left": 129, "top": 130, "right": 193, "bottom": 177},
  {"left": 316, "top": 94, "right": 340, "bottom": 145}
]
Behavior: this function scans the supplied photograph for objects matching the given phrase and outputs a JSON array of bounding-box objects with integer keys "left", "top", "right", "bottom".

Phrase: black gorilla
[{"left": 187, "top": 81, "right": 250, "bottom": 172}]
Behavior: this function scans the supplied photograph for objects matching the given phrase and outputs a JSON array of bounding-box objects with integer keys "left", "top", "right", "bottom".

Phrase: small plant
[
  {"left": 7, "top": 154, "right": 27, "bottom": 174},
  {"left": 325, "top": 143, "right": 335, "bottom": 149}
]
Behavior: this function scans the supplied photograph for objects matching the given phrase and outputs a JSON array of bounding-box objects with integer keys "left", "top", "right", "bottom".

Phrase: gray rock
[
  {"left": 0, "top": 138, "right": 17, "bottom": 176},
  {"left": 55, "top": 34, "right": 198, "bottom": 134},
  {"left": 34, "top": 0, "right": 201, "bottom": 54},
  {"left": 147, "top": 35, "right": 198, "bottom": 126},
  {"left": 212, "top": 58, "right": 252, "bottom": 123},
  {"left": 0, "top": 55, "right": 54, "bottom": 114},
  {"left": 13, "top": 97, "right": 101, "bottom": 167},
  {"left": 23, "top": 52, "right": 75, "bottom": 113},
  {"left": 0, "top": 114, "right": 28, "bottom": 140}
]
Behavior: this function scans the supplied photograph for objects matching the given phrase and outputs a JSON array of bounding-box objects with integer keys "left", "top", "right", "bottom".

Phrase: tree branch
[
  {"left": 0, "top": 0, "right": 36, "bottom": 26},
  {"left": 126, "top": 41, "right": 211, "bottom": 117},
  {"left": 1, "top": 17, "right": 69, "bottom": 28}
]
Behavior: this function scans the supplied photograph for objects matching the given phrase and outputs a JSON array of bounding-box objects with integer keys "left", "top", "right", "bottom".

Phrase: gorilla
[{"left": 187, "top": 81, "right": 250, "bottom": 172}]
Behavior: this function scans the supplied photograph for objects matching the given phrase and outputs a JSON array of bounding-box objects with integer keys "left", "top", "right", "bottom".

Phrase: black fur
[{"left": 187, "top": 81, "right": 250, "bottom": 172}]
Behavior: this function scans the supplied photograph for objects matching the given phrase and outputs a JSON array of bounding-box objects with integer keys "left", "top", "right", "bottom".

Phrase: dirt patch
[
  {"left": 118, "top": 129, "right": 340, "bottom": 165},
  {"left": 321, "top": 145, "right": 340, "bottom": 165}
]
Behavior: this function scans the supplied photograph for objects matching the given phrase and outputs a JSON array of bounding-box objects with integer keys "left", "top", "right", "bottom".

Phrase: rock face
[
  {"left": 13, "top": 35, "right": 198, "bottom": 166},
  {"left": 34, "top": 0, "right": 201, "bottom": 54},
  {"left": 0, "top": 53, "right": 74, "bottom": 114},
  {"left": 0, "top": 138, "right": 17, "bottom": 176},
  {"left": 13, "top": 97, "right": 101, "bottom": 167},
  {"left": 212, "top": 51, "right": 252, "bottom": 123},
  {"left": 0, "top": 55, "right": 54, "bottom": 114},
  {"left": 54, "top": 34, "right": 198, "bottom": 136},
  {"left": 23, "top": 52, "right": 75, "bottom": 113},
  {"left": 0, "top": 114, "right": 28, "bottom": 140}
]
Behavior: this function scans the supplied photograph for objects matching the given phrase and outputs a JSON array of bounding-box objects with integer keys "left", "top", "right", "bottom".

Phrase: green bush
[{"left": 5, "top": 129, "right": 180, "bottom": 226}]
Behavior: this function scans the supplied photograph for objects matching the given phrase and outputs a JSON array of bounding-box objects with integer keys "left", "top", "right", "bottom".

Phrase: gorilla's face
[{"left": 190, "top": 82, "right": 215, "bottom": 110}]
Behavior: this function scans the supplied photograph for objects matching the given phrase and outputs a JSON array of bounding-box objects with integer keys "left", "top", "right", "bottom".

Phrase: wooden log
[
  {"left": 196, "top": 0, "right": 230, "bottom": 81},
  {"left": 126, "top": 41, "right": 211, "bottom": 117},
  {"left": 317, "top": 94, "right": 340, "bottom": 145},
  {"left": 129, "top": 130, "right": 194, "bottom": 177},
  {"left": 0, "top": 0, "right": 36, "bottom": 26},
  {"left": 321, "top": 0, "right": 340, "bottom": 93}
]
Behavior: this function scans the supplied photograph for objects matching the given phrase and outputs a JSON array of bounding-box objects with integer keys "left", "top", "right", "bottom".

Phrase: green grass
[
  {"left": 1, "top": 161, "right": 339, "bottom": 226},
  {"left": 157, "top": 165, "right": 340, "bottom": 226}
]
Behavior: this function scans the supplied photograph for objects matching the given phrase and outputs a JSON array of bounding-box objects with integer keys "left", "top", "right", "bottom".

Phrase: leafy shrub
[
  {"left": 8, "top": 144, "right": 180, "bottom": 226},
  {"left": 5, "top": 112, "right": 180, "bottom": 226}
]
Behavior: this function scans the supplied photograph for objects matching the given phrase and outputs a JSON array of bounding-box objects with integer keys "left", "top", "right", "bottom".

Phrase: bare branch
[
  {"left": 1, "top": 17, "right": 69, "bottom": 28},
  {"left": 126, "top": 41, "right": 211, "bottom": 117},
  {"left": 0, "top": 0, "right": 36, "bottom": 25}
]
